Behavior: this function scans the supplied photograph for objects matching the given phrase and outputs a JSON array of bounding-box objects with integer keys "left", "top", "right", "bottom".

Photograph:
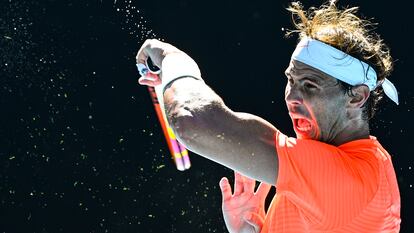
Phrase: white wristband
[{"left": 160, "top": 52, "right": 204, "bottom": 93}]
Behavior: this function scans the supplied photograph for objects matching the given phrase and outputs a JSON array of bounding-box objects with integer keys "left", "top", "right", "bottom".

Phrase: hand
[
  {"left": 219, "top": 171, "right": 272, "bottom": 233},
  {"left": 135, "top": 39, "right": 182, "bottom": 86}
]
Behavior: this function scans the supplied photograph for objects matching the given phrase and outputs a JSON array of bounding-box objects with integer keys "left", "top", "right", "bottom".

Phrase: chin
[{"left": 295, "top": 132, "right": 315, "bottom": 140}]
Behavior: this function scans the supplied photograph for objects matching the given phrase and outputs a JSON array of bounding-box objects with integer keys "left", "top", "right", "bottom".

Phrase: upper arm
[{"left": 164, "top": 78, "right": 279, "bottom": 185}]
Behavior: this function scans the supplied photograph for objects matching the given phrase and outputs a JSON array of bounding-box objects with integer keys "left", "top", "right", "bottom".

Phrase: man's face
[{"left": 284, "top": 60, "right": 349, "bottom": 143}]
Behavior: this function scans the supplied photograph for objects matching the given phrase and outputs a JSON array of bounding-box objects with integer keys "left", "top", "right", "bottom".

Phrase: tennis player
[{"left": 136, "top": 1, "right": 401, "bottom": 232}]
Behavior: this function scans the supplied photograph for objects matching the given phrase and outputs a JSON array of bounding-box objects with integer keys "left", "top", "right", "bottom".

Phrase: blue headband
[{"left": 291, "top": 37, "right": 399, "bottom": 105}]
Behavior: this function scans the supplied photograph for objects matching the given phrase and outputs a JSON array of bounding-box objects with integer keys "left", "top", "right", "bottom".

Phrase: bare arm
[
  {"left": 136, "top": 39, "right": 279, "bottom": 185},
  {"left": 164, "top": 78, "right": 279, "bottom": 185}
]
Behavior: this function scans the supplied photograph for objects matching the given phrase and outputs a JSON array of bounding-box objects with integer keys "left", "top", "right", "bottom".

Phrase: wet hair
[{"left": 286, "top": 0, "right": 394, "bottom": 120}]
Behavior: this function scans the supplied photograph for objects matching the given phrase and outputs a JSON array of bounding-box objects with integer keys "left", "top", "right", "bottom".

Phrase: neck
[{"left": 331, "top": 119, "right": 370, "bottom": 146}]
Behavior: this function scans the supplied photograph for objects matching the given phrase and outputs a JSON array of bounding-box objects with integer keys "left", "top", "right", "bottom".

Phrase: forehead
[{"left": 285, "top": 60, "right": 338, "bottom": 85}]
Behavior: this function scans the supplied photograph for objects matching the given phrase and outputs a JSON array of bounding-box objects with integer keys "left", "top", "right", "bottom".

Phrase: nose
[{"left": 285, "top": 83, "right": 303, "bottom": 105}]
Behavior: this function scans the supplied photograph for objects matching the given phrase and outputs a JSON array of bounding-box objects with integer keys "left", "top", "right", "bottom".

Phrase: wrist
[{"left": 160, "top": 52, "right": 204, "bottom": 93}]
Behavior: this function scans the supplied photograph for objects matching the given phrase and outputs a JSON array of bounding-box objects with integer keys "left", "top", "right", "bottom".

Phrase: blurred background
[{"left": 1, "top": 0, "right": 413, "bottom": 232}]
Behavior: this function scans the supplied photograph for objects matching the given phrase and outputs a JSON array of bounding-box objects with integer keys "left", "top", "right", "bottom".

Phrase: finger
[
  {"left": 140, "top": 74, "right": 157, "bottom": 81},
  {"left": 136, "top": 39, "right": 151, "bottom": 65},
  {"left": 243, "top": 212, "right": 265, "bottom": 233},
  {"left": 138, "top": 76, "right": 159, "bottom": 86},
  {"left": 234, "top": 171, "right": 244, "bottom": 196},
  {"left": 255, "top": 182, "right": 272, "bottom": 200},
  {"left": 138, "top": 72, "right": 162, "bottom": 85},
  {"left": 242, "top": 174, "right": 256, "bottom": 194},
  {"left": 219, "top": 177, "right": 232, "bottom": 203}
]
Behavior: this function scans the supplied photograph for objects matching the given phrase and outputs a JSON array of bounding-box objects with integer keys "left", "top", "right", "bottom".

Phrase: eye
[{"left": 304, "top": 82, "right": 317, "bottom": 89}]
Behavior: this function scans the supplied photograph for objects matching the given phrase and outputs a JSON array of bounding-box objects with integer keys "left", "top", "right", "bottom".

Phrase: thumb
[{"left": 243, "top": 212, "right": 265, "bottom": 233}]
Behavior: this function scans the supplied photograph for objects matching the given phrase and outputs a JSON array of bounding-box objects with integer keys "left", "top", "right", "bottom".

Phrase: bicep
[{"left": 217, "top": 110, "right": 279, "bottom": 185}]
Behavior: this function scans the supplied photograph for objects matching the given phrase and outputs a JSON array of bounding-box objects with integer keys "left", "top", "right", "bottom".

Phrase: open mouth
[{"left": 293, "top": 118, "right": 312, "bottom": 133}]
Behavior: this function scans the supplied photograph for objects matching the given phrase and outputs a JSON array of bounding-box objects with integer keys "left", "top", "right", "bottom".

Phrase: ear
[{"left": 347, "top": 85, "right": 370, "bottom": 108}]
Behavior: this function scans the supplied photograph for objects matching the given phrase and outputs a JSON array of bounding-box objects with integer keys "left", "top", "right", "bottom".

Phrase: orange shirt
[{"left": 261, "top": 131, "right": 401, "bottom": 233}]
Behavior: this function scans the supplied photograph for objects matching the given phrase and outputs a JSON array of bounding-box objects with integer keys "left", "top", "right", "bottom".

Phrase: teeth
[
  {"left": 297, "top": 126, "right": 311, "bottom": 131},
  {"left": 296, "top": 119, "right": 311, "bottom": 132}
]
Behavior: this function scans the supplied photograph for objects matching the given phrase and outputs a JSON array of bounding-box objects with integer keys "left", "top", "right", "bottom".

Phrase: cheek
[
  {"left": 303, "top": 102, "right": 322, "bottom": 139},
  {"left": 312, "top": 97, "right": 345, "bottom": 131},
  {"left": 303, "top": 88, "right": 346, "bottom": 138},
  {"left": 284, "top": 84, "right": 290, "bottom": 97},
  {"left": 284, "top": 84, "right": 291, "bottom": 106}
]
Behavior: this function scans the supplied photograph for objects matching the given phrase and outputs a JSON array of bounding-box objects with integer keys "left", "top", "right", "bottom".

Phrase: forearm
[
  {"left": 158, "top": 51, "right": 227, "bottom": 155},
  {"left": 163, "top": 77, "right": 226, "bottom": 148},
  {"left": 162, "top": 77, "right": 238, "bottom": 167},
  {"left": 163, "top": 78, "right": 278, "bottom": 184}
]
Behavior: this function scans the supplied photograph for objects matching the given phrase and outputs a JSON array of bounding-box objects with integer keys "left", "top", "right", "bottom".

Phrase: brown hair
[{"left": 286, "top": 0, "right": 394, "bottom": 120}]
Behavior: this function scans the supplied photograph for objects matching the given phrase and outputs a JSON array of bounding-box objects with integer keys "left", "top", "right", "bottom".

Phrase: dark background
[{"left": 0, "top": 0, "right": 413, "bottom": 232}]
